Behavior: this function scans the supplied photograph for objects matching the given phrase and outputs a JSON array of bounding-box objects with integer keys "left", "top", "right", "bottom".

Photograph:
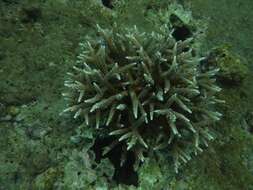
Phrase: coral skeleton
[{"left": 63, "top": 21, "right": 223, "bottom": 172}]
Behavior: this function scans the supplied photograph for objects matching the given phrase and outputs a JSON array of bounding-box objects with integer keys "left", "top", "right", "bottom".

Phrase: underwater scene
[{"left": 0, "top": 0, "right": 253, "bottom": 189}]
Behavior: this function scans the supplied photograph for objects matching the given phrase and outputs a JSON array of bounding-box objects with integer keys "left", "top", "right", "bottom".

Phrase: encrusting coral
[{"left": 62, "top": 15, "right": 223, "bottom": 172}]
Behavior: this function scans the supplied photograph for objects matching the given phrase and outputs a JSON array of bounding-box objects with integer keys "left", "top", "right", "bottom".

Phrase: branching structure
[{"left": 62, "top": 22, "right": 223, "bottom": 172}]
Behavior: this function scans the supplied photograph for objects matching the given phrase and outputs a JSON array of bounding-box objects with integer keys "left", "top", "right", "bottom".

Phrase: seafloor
[{"left": 0, "top": 0, "right": 253, "bottom": 189}]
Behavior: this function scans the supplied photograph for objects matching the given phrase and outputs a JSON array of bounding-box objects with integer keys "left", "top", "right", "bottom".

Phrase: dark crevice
[
  {"left": 21, "top": 6, "right": 42, "bottom": 23},
  {"left": 170, "top": 14, "right": 192, "bottom": 41},
  {"left": 1, "top": 0, "right": 19, "bottom": 4},
  {"left": 172, "top": 26, "right": 192, "bottom": 41},
  {"left": 101, "top": 0, "right": 114, "bottom": 9},
  {"left": 91, "top": 137, "right": 138, "bottom": 186}
]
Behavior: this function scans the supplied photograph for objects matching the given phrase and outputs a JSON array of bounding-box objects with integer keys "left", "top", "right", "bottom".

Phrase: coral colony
[{"left": 62, "top": 20, "right": 223, "bottom": 172}]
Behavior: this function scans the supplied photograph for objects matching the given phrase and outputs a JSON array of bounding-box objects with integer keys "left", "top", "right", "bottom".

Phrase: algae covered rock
[
  {"left": 33, "top": 167, "right": 59, "bottom": 190},
  {"left": 207, "top": 46, "right": 249, "bottom": 85},
  {"left": 57, "top": 149, "right": 115, "bottom": 190}
]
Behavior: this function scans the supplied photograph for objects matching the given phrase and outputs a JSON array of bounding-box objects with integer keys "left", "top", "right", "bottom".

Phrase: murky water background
[{"left": 0, "top": 0, "right": 252, "bottom": 189}]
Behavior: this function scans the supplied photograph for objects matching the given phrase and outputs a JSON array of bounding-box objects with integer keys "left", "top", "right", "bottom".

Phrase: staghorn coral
[{"left": 62, "top": 20, "right": 223, "bottom": 172}]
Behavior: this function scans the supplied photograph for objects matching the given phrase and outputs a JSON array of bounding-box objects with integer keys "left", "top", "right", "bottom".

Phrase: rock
[
  {"left": 34, "top": 167, "right": 59, "bottom": 190},
  {"left": 7, "top": 105, "right": 20, "bottom": 117},
  {"left": 207, "top": 46, "right": 249, "bottom": 85},
  {"left": 25, "top": 121, "right": 52, "bottom": 140}
]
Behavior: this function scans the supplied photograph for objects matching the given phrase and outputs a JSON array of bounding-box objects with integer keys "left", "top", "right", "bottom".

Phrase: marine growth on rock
[{"left": 62, "top": 20, "right": 223, "bottom": 172}]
